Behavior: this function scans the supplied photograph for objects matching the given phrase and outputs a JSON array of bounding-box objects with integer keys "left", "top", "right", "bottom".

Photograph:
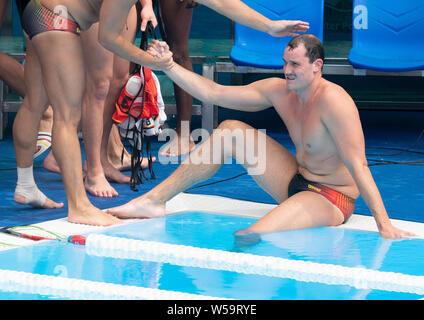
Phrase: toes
[
  {"left": 103, "top": 188, "right": 118, "bottom": 198},
  {"left": 105, "top": 206, "right": 122, "bottom": 216},
  {"left": 43, "top": 198, "right": 64, "bottom": 209},
  {"left": 86, "top": 187, "right": 118, "bottom": 198}
]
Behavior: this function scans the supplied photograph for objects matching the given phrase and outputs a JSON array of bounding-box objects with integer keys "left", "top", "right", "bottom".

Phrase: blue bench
[
  {"left": 349, "top": 0, "right": 424, "bottom": 72},
  {"left": 230, "top": 0, "right": 324, "bottom": 69}
]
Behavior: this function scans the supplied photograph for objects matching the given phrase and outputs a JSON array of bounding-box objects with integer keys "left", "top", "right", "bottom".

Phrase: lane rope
[
  {"left": 0, "top": 268, "right": 227, "bottom": 300},
  {"left": 86, "top": 234, "right": 424, "bottom": 295}
]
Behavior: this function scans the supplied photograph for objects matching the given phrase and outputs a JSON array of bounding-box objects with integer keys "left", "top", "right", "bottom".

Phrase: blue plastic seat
[
  {"left": 348, "top": 0, "right": 424, "bottom": 72},
  {"left": 230, "top": 0, "right": 324, "bottom": 69}
]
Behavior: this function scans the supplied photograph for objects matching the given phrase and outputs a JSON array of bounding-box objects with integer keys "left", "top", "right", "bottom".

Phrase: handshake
[{"left": 147, "top": 40, "right": 175, "bottom": 71}]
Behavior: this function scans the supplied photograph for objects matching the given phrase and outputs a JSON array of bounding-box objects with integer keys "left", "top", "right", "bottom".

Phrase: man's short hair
[{"left": 287, "top": 34, "right": 325, "bottom": 65}]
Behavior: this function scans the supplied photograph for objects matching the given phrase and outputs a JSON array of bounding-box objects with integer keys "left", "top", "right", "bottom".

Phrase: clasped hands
[{"left": 147, "top": 40, "right": 175, "bottom": 71}]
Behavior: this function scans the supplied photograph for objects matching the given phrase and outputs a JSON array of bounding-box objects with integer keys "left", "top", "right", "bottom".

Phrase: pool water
[{"left": 0, "top": 212, "right": 423, "bottom": 300}]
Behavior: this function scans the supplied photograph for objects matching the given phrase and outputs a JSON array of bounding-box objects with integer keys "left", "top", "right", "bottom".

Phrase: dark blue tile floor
[{"left": 0, "top": 110, "right": 423, "bottom": 226}]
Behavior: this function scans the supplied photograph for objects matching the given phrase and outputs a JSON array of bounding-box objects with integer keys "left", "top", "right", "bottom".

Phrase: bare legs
[
  {"left": 159, "top": 0, "right": 196, "bottom": 156},
  {"left": 80, "top": 23, "right": 119, "bottom": 197},
  {"left": 107, "top": 120, "right": 345, "bottom": 234},
  {"left": 107, "top": 120, "right": 294, "bottom": 218},
  {"left": 29, "top": 30, "right": 119, "bottom": 225},
  {"left": 99, "top": 5, "right": 156, "bottom": 185},
  {"left": 0, "top": 50, "right": 53, "bottom": 157},
  {"left": 12, "top": 36, "right": 62, "bottom": 209},
  {"left": 82, "top": 7, "right": 153, "bottom": 197},
  {"left": 107, "top": 125, "right": 132, "bottom": 171},
  {"left": 0, "top": 51, "right": 26, "bottom": 97}
]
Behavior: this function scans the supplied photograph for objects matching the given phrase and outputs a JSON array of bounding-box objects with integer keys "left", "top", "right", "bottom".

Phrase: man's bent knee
[
  {"left": 87, "top": 78, "right": 111, "bottom": 102},
  {"left": 217, "top": 119, "right": 250, "bottom": 132},
  {"left": 52, "top": 106, "right": 81, "bottom": 128},
  {"left": 210, "top": 120, "right": 266, "bottom": 175}
]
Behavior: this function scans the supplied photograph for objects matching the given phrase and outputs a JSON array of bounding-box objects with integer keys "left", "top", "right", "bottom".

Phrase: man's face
[{"left": 283, "top": 44, "right": 318, "bottom": 91}]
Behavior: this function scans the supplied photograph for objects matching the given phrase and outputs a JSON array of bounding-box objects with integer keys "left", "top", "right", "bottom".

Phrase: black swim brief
[{"left": 288, "top": 173, "right": 355, "bottom": 223}]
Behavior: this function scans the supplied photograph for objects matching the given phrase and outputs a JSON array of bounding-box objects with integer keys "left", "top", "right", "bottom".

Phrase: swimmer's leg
[
  {"left": 14, "top": 165, "right": 64, "bottom": 208},
  {"left": 107, "top": 120, "right": 297, "bottom": 218},
  {"left": 13, "top": 35, "right": 63, "bottom": 209},
  {"left": 240, "top": 191, "right": 345, "bottom": 235},
  {"left": 80, "top": 23, "right": 119, "bottom": 197},
  {"left": 100, "top": 5, "right": 143, "bottom": 183},
  {"left": 232, "top": 229, "right": 262, "bottom": 252},
  {"left": 30, "top": 30, "right": 120, "bottom": 226},
  {"left": 0, "top": 51, "right": 25, "bottom": 97},
  {"left": 34, "top": 106, "right": 53, "bottom": 158},
  {"left": 159, "top": 0, "right": 196, "bottom": 157},
  {"left": 101, "top": 56, "right": 136, "bottom": 184},
  {"left": 34, "top": 131, "right": 52, "bottom": 158},
  {"left": 106, "top": 125, "right": 131, "bottom": 171}
]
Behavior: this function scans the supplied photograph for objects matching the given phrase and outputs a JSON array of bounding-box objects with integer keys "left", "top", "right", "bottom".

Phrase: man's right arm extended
[{"left": 149, "top": 41, "right": 274, "bottom": 112}]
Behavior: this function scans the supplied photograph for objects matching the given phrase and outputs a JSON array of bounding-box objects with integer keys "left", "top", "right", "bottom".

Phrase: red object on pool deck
[{"left": 67, "top": 235, "right": 86, "bottom": 245}]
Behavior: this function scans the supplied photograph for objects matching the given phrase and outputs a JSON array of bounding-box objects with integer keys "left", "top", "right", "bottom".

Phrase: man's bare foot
[
  {"left": 43, "top": 151, "right": 61, "bottom": 174},
  {"left": 84, "top": 174, "right": 119, "bottom": 197},
  {"left": 106, "top": 196, "right": 165, "bottom": 219},
  {"left": 109, "top": 153, "right": 156, "bottom": 172},
  {"left": 108, "top": 151, "right": 132, "bottom": 171},
  {"left": 107, "top": 144, "right": 131, "bottom": 171},
  {"left": 14, "top": 193, "right": 64, "bottom": 209},
  {"left": 159, "top": 135, "right": 196, "bottom": 157},
  {"left": 102, "top": 161, "right": 131, "bottom": 184},
  {"left": 68, "top": 205, "right": 121, "bottom": 226}
]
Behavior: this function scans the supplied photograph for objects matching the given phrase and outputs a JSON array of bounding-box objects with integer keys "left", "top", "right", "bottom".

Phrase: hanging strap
[{"left": 128, "top": 19, "right": 158, "bottom": 191}]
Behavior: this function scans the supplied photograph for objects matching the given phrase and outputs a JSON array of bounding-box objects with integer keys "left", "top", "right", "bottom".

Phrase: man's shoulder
[
  {"left": 316, "top": 79, "right": 358, "bottom": 120},
  {"left": 253, "top": 77, "right": 288, "bottom": 99},
  {"left": 261, "top": 77, "right": 286, "bottom": 87},
  {"left": 260, "top": 77, "right": 289, "bottom": 95},
  {"left": 320, "top": 79, "right": 349, "bottom": 96},
  {"left": 317, "top": 79, "right": 353, "bottom": 107}
]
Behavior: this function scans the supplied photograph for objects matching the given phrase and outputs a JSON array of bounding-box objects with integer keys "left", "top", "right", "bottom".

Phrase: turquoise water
[{"left": 0, "top": 212, "right": 423, "bottom": 300}]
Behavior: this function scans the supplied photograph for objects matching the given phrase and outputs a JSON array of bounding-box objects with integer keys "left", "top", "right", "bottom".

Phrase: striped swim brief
[
  {"left": 288, "top": 173, "right": 355, "bottom": 223},
  {"left": 22, "top": 0, "right": 81, "bottom": 40}
]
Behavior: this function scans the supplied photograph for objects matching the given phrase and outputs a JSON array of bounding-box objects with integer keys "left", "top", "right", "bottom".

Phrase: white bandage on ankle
[{"left": 15, "top": 166, "right": 47, "bottom": 208}]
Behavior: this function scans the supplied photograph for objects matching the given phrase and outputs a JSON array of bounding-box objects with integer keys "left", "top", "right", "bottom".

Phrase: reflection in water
[{"left": 232, "top": 231, "right": 262, "bottom": 252}]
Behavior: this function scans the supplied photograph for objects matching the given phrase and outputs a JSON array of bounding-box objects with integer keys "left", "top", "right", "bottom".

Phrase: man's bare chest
[{"left": 278, "top": 104, "right": 335, "bottom": 157}]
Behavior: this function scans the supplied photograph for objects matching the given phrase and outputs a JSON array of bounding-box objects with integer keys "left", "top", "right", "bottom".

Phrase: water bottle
[
  {"left": 126, "top": 74, "right": 143, "bottom": 97},
  {"left": 118, "top": 73, "right": 143, "bottom": 114}
]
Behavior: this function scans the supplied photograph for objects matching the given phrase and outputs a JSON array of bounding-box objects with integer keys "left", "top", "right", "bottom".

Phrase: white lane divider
[
  {"left": 86, "top": 234, "right": 424, "bottom": 295},
  {"left": 0, "top": 269, "right": 227, "bottom": 300}
]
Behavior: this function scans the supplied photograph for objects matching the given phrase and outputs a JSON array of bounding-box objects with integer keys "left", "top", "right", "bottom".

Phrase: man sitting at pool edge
[{"left": 107, "top": 34, "right": 415, "bottom": 239}]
